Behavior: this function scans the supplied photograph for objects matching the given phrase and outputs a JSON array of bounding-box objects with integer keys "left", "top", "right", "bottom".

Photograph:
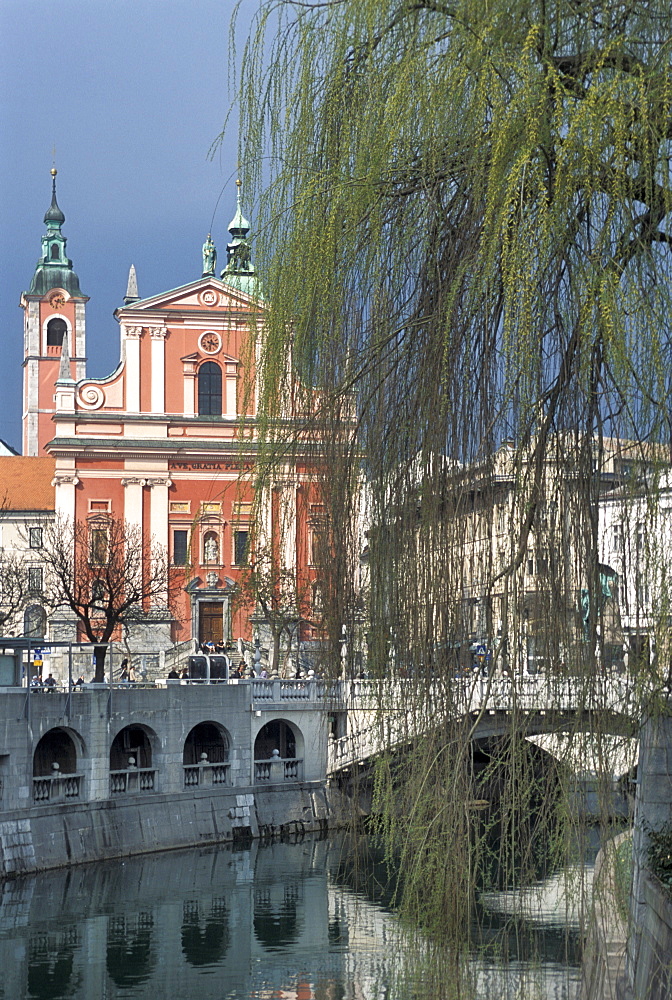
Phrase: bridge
[{"left": 325, "top": 673, "right": 641, "bottom": 775}]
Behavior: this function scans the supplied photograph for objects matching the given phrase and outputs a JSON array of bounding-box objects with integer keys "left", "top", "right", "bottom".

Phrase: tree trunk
[{"left": 93, "top": 645, "right": 108, "bottom": 683}]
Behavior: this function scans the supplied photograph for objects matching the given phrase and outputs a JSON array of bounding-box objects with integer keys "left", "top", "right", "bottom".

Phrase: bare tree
[
  {"left": 0, "top": 548, "right": 29, "bottom": 634},
  {"left": 234, "top": 542, "right": 313, "bottom": 674},
  {"left": 41, "top": 515, "right": 172, "bottom": 681},
  {"left": 0, "top": 493, "right": 32, "bottom": 634}
]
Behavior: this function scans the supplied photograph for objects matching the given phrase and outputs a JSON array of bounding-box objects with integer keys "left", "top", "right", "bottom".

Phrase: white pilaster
[
  {"left": 124, "top": 326, "right": 142, "bottom": 412},
  {"left": 148, "top": 477, "right": 171, "bottom": 604},
  {"left": 280, "top": 482, "right": 297, "bottom": 571},
  {"left": 225, "top": 363, "right": 237, "bottom": 417},
  {"left": 74, "top": 301, "right": 87, "bottom": 379},
  {"left": 150, "top": 327, "right": 167, "bottom": 414},
  {"left": 53, "top": 473, "right": 79, "bottom": 522},
  {"left": 148, "top": 478, "right": 171, "bottom": 550},
  {"left": 182, "top": 357, "right": 197, "bottom": 417},
  {"left": 121, "top": 478, "right": 144, "bottom": 535}
]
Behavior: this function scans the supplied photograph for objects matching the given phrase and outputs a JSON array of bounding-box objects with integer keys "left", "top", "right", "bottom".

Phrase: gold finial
[
  {"left": 51, "top": 167, "right": 58, "bottom": 177},
  {"left": 236, "top": 178, "right": 242, "bottom": 189}
]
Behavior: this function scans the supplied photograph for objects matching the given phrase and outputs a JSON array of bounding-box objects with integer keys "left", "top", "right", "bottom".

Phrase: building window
[
  {"left": 612, "top": 522, "right": 623, "bottom": 554},
  {"left": 233, "top": 529, "right": 249, "bottom": 565},
  {"left": 24, "top": 605, "right": 46, "bottom": 638},
  {"left": 203, "top": 531, "right": 220, "bottom": 564},
  {"left": 50, "top": 244, "right": 60, "bottom": 260},
  {"left": 46, "top": 317, "right": 66, "bottom": 347},
  {"left": 28, "top": 567, "right": 43, "bottom": 595},
  {"left": 90, "top": 528, "right": 108, "bottom": 566},
  {"left": 29, "top": 527, "right": 43, "bottom": 549},
  {"left": 173, "top": 529, "right": 189, "bottom": 566},
  {"left": 198, "top": 361, "right": 222, "bottom": 416},
  {"left": 309, "top": 529, "right": 325, "bottom": 566},
  {"left": 91, "top": 579, "right": 107, "bottom": 607}
]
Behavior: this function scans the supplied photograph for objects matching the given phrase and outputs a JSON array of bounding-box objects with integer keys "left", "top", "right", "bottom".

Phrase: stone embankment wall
[
  {"left": 580, "top": 832, "right": 629, "bottom": 1000},
  {"left": 627, "top": 710, "right": 672, "bottom": 1000},
  {"left": 0, "top": 783, "right": 332, "bottom": 876},
  {"left": 0, "top": 682, "right": 336, "bottom": 876}
]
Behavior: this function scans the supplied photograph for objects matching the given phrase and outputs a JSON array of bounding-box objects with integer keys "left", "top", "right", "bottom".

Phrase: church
[{"left": 16, "top": 169, "right": 320, "bottom": 656}]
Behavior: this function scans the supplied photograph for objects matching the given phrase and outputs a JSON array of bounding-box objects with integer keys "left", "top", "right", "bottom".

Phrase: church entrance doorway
[{"left": 199, "top": 602, "right": 224, "bottom": 646}]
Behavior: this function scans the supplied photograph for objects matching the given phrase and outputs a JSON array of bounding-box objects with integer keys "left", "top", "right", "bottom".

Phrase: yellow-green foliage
[{"left": 227, "top": 0, "right": 672, "bottom": 986}]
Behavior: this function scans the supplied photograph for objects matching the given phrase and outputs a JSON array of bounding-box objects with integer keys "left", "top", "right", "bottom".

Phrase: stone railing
[
  {"left": 109, "top": 768, "right": 156, "bottom": 795},
  {"left": 183, "top": 762, "right": 231, "bottom": 788},
  {"left": 254, "top": 757, "right": 304, "bottom": 783},
  {"left": 251, "top": 678, "right": 324, "bottom": 702},
  {"left": 33, "top": 773, "right": 83, "bottom": 803}
]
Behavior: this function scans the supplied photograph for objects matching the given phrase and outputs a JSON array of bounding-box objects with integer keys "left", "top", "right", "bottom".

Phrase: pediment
[
  {"left": 180, "top": 350, "right": 239, "bottom": 365},
  {"left": 117, "top": 276, "right": 260, "bottom": 316}
]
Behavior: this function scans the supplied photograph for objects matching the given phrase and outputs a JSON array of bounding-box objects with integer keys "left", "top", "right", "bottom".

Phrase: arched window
[
  {"left": 50, "top": 243, "right": 60, "bottom": 260},
  {"left": 24, "top": 604, "right": 46, "bottom": 638},
  {"left": 46, "top": 317, "right": 67, "bottom": 346},
  {"left": 183, "top": 722, "right": 229, "bottom": 764},
  {"left": 198, "top": 362, "right": 222, "bottom": 416}
]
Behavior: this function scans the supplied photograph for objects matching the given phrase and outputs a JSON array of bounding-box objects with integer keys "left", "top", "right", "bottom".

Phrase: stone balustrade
[
  {"left": 109, "top": 768, "right": 156, "bottom": 795},
  {"left": 33, "top": 773, "right": 83, "bottom": 803},
  {"left": 254, "top": 757, "right": 304, "bottom": 783},
  {"left": 183, "top": 762, "right": 231, "bottom": 788}
]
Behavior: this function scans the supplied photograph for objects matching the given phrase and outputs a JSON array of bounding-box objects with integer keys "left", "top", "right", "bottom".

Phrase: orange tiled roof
[{"left": 0, "top": 457, "right": 55, "bottom": 511}]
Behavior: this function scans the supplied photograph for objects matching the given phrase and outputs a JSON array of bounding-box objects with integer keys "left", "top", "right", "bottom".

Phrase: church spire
[
  {"left": 124, "top": 264, "right": 139, "bottom": 304},
  {"left": 44, "top": 168, "right": 65, "bottom": 226},
  {"left": 220, "top": 179, "right": 257, "bottom": 295},
  {"left": 56, "top": 330, "right": 74, "bottom": 383},
  {"left": 26, "top": 168, "right": 84, "bottom": 298}
]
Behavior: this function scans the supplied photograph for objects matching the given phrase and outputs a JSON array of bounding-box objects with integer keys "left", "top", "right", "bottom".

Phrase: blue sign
[{"left": 475, "top": 644, "right": 487, "bottom": 657}]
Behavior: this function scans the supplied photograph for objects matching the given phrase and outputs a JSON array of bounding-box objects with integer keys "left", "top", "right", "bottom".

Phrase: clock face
[
  {"left": 49, "top": 292, "right": 66, "bottom": 309},
  {"left": 200, "top": 331, "right": 221, "bottom": 354}
]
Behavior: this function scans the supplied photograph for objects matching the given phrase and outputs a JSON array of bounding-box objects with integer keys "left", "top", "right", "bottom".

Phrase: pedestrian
[
  {"left": 120, "top": 659, "right": 130, "bottom": 682},
  {"left": 44, "top": 673, "right": 57, "bottom": 693},
  {"left": 128, "top": 663, "right": 137, "bottom": 683}
]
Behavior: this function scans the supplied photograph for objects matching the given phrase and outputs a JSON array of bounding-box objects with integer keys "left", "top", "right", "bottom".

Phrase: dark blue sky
[{"left": 0, "top": 0, "right": 258, "bottom": 453}]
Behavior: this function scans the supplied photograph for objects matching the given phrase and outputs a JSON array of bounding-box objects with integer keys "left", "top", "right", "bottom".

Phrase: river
[{"left": 0, "top": 832, "right": 596, "bottom": 1000}]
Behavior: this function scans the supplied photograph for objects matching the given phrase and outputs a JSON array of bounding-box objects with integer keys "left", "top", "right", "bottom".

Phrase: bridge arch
[{"left": 183, "top": 721, "right": 230, "bottom": 764}]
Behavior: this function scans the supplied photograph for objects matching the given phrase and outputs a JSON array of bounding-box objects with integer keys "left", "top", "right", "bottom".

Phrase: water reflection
[
  {"left": 27, "top": 930, "right": 79, "bottom": 1000},
  {"left": 181, "top": 898, "right": 229, "bottom": 967},
  {"left": 106, "top": 912, "right": 154, "bottom": 987},
  {"left": 0, "top": 834, "right": 589, "bottom": 999}
]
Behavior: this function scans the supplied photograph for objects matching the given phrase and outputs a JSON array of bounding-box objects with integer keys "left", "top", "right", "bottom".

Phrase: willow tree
[{"left": 230, "top": 0, "right": 672, "bottom": 981}]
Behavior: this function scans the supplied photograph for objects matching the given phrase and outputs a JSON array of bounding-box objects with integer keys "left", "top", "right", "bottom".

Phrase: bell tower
[{"left": 21, "top": 169, "right": 88, "bottom": 456}]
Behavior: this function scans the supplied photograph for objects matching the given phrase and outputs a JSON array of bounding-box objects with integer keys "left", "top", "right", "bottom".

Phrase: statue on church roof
[{"left": 202, "top": 234, "right": 217, "bottom": 277}]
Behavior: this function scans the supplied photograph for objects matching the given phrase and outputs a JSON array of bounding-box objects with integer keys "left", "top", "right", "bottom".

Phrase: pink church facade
[{"left": 20, "top": 172, "right": 319, "bottom": 652}]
